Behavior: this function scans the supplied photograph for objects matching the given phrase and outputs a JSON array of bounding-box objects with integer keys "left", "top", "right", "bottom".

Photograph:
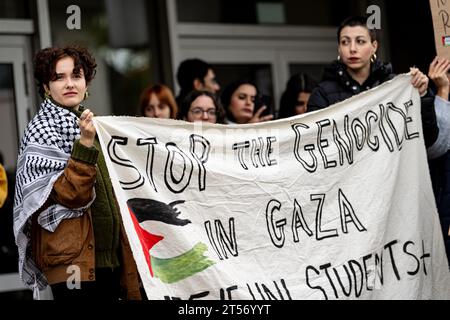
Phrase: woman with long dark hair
[{"left": 279, "top": 73, "right": 317, "bottom": 118}]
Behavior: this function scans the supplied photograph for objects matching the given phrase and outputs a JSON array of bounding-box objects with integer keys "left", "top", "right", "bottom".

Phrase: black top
[{"left": 308, "top": 60, "right": 439, "bottom": 147}]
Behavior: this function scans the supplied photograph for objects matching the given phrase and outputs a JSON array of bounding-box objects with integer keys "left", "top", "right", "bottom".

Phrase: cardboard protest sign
[
  {"left": 94, "top": 75, "right": 450, "bottom": 300},
  {"left": 430, "top": 0, "right": 450, "bottom": 59}
]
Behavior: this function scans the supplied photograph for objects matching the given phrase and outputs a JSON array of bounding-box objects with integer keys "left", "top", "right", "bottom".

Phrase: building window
[
  {"left": 48, "top": 0, "right": 154, "bottom": 117},
  {"left": 0, "top": 0, "right": 31, "bottom": 19},
  {"left": 176, "top": 0, "right": 366, "bottom": 26},
  {"left": 289, "top": 64, "right": 326, "bottom": 84}
]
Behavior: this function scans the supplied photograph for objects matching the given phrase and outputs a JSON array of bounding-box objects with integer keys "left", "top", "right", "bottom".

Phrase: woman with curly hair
[{"left": 13, "top": 46, "right": 141, "bottom": 300}]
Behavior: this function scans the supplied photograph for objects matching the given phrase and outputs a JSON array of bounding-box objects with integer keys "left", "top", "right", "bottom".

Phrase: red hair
[{"left": 139, "top": 84, "right": 178, "bottom": 119}]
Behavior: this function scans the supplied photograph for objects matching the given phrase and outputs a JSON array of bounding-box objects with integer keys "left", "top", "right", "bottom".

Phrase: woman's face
[
  {"left": 295, "top": 92, "right": 310, "bottom": 115},
  {"left": 229, "top": 84, "right": 257, "bottom": 124},
  {"left": 46, "top": 56, "right": 87, "bottom": 109},
  {"left": 338, "top": 25, "right": 378, "bottom": 72},
  {"left": 186, "top": 95, "right": 217, "bottom": 124},
  {"left": 144, "top": 93, "right": 171, "bottom": 119}
]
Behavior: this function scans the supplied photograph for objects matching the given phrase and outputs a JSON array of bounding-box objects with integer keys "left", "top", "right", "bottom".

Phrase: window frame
[{"left": 167, "top": 0, "right": 337, "bottom": 111}]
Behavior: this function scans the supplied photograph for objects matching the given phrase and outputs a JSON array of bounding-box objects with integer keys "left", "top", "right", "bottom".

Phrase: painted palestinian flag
[{"left": 127, "top": 198, "right": 215, "bottom": 284}]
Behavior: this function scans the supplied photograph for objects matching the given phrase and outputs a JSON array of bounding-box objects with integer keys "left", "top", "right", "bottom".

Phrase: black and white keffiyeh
[{"left": 13, "top": 99, "right": 93, "bottom": 291}]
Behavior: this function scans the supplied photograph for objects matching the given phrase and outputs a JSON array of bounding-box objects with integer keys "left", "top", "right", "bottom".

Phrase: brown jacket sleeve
[{"left": 51, "top": 140, "right": 99, "bottom": 209}]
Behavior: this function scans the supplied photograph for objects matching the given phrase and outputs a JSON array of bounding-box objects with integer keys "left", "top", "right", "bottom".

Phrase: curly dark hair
[{"left": 33, "top": 46, "right": 97, "bottom": 99}]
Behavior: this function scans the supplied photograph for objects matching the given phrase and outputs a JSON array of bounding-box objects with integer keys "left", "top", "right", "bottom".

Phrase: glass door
[
  {"left": 0, "top": 43, "right": 31, "bottom": 298},
  {"left": 0, "top": 47, "right": 29, "bottom": 170}
]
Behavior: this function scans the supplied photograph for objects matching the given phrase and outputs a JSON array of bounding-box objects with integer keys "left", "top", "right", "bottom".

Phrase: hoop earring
[
  {"left": 44, "top": 91, "right": 51, "bottom": 100},
  {"left": 84, "top": 91, "right": 89, "bottom": 100},
  {"left": 371, "top": 53, "right": 378, "bottom": 64},
  {"left": 337, "top": 55, "right": 341, "bottom": 61}
]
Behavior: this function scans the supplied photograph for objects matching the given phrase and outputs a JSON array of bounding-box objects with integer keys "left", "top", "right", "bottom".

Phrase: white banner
[{"left": 94, "top": 75, "right": 450, "bottom": 300}]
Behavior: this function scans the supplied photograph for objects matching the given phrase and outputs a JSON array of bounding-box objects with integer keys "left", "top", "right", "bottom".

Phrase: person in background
[
  {"left": 307, "top": 15, "right": 437, "bottom": 148},
  {"left": 139, "top": 83, "right": 178, "bottom": 119},
  {"left": 175, "top": 58, "right": 221, "bottom": 107},
  {"left": 220, "top": 79, "right": 274, "bottom": 124},
  {"left": 13, "top": 46, "right": 141, "bottom": 300},
  {"left": 278, "top": 73, "right": 318, "bottom": 119},
  {"left": 0, "top": 153, "right": 7, "bottom": 208},
  {"left": 0, "top": 151, "right": 19, "bottom": 277},
  {"left": 427, "top": 56, "right": 450, "bottom": 159},
  {"left": 178, "top": 90, "right": 225, "bottom": 124},
  {"left": 426, "top": 55, "right": 450, "bottom": 268}
]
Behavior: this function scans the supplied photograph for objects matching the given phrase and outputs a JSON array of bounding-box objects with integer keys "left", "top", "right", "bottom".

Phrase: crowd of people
[{"left": 6, "top": 15, "right": 450, "bottom": 300}]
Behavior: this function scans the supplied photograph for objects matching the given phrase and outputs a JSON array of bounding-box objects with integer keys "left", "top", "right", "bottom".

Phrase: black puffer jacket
[{"left": 308, "top": 60, "right": 439, "bottom": 147}]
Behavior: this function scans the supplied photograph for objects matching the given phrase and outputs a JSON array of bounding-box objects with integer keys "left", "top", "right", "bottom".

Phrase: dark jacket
[
  {"left": 429, "top": 152, "right": 450, "bottom": 267},
  {"left": 308, "top": 60, "right": 439, "bottom": 147}
]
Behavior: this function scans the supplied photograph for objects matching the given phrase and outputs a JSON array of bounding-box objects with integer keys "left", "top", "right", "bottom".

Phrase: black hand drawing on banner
[{"left": 127, "top": 198, "right": 191, "bottom": 226}]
